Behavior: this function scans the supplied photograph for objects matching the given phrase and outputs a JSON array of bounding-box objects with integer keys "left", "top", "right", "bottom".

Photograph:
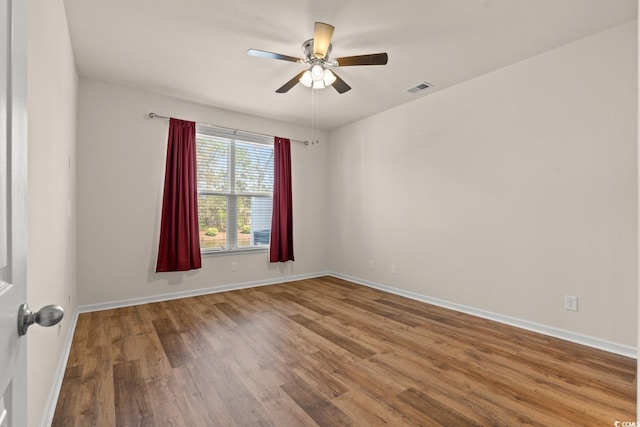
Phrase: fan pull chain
[
  {"left": 314, "top": 90, "right": 319, "bottom": 144},
  {"left": 310, "top": 89, "right": 318, "bottom": 145}
]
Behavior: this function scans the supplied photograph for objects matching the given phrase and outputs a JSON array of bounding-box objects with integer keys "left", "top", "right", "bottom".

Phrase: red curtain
[
  {"left": 270, "top": 137, "right": 294, "bottom": 262},
  {"left": 156, "top": 118, "right": 202, "bottom": 272}
]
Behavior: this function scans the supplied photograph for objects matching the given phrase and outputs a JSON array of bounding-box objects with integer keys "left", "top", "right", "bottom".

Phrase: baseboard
[
  {"left": 329, "top": 272, "right": 637, "bottom": 359},
  {"left": 39, "top": 308, "right": 80, "bottom": 427},
  {"left": 77, "top": 271, "right": 331, "bottom": 313}
]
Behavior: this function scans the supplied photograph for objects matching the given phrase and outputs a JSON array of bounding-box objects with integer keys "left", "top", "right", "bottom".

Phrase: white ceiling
[{"left": 62, "top": 0, "right": 637, "bottom": 130}]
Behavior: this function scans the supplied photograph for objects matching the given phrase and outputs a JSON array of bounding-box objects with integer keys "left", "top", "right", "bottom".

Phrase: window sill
[{"left": 201, "top": 246, "right": 269, "bottom": 257}]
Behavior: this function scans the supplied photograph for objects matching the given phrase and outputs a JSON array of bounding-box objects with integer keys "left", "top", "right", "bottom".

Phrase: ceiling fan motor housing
[{"left": 302, "top": 39, "right": 332, "bottom": 62}]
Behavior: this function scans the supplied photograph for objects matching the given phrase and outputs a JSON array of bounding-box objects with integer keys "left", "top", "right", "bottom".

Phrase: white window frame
[{"left": 196, "top": 124, "right": 273, "bottom": 255}]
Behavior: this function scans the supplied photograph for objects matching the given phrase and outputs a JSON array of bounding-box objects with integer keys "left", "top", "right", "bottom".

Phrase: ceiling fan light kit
[
  {"left": 248, "top": 22, "right": 388, "bottom": 94},
  {"left": 300, "top": 64, "right": 337, "bottom": 89}
]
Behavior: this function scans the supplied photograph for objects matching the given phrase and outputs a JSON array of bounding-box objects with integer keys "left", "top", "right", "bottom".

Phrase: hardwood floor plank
[
  {"left": 84, "top": 348, "right": 117, "bottom": 425},
  {"left": 290, "top": 359, "right": 350, "bottom": 401},
  {"left": 332, "top": 390, "right": 422, "bottom": 427},
  {"left": 53, "top": 276, "right": 636, "bottom": 426},
  {"left": 171, "top": 362, "right": 238, "bottom": 426},
  {"left": 112, "top": 360, "right": 157, "bottom": 426},
  {"left": 340, "top": 297, "right": 422, "bottom": 327},
  {"left": 398, "top": 387, "right": 484, "bottom": 427},
  {"left": 236, "top": 311, "right": 320, "bottom": 367},
  {"left": 276, "top": 290, "right": 334, "bottom": 317},
  {"left": 280, "top": 377, "right": 352, "bottom": 425},
  {"left": 213, "top": 301, "right": 251, "bottom": 325},
  {"left": 375, "top": 297, "right": 469, "bottom": 329},
  {"left": 239, "top": 364, "right": 319, "bottom": 427},
  {"left": 84, "top": 311, "right": 114, "bottom": 348},
  {"left": 195, "top": 356, "right": 275, "bottom": 426},
  {"left": 51, "top": 365, "right": 84, "bottom": 427},
  {"left": 289, "top": 313, "right": 377, "bottom": 359},
  {"left": 152, "top": 318, "right": 193, "bottom": 368}
]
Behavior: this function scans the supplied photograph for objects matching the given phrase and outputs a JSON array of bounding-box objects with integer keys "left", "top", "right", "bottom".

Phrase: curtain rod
[{"left": 148, "top": 112, "right": 313, "bottom": 145}]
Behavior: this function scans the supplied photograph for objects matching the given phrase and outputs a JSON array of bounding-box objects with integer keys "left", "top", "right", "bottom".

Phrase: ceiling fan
[{"left": 247, "top": 22, "right": 388, "bottom": 94}]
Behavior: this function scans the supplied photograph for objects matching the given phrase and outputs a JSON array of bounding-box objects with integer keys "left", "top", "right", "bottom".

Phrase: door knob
[{"left": 17, "top": 303, "right": 64, "bottom": 336}]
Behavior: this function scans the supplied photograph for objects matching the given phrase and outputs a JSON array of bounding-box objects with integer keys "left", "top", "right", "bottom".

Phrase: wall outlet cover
[{"left": 564, "top": 295, "right": 578, "bottom": 311}]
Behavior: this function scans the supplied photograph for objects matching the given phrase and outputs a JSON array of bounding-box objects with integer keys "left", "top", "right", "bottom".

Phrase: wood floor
[{"left": 52, "top": 276, "right": 636, "bottom": 426}]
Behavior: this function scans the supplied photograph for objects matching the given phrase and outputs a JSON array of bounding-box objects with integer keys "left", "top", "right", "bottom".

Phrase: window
[{"left": 196, "top": 125, "right": 274, "bottom": 252}]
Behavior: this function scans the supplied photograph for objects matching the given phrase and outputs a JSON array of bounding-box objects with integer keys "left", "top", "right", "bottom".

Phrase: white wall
[
  {"left": 26, "top": 0, "right": 78, "bottom": 426},
  {"left": 329, "top": 21, "right": 638, "bottom": 347},
  {"left": 76, "top": 80, "right": 328, "bottom": 305}
]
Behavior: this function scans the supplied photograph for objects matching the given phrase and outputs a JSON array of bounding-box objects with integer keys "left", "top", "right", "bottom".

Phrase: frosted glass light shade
[
  {"left": 311, "top": 64, "right": 324, "bottom": 81},
  {"left": 300, "top": 70, "right": 313, "bottom": 87},
  {"left": 323, "top": 69, "right": 336, "bottom": 86}
]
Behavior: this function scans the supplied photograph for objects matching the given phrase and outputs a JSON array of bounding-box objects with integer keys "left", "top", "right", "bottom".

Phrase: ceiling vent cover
[{"left": 407, "top": 82, "right": 433, "bottom": 93}]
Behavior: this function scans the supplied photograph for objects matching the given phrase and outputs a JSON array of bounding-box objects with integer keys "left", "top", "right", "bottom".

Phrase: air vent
[{"left": 406, "top": 82, "right": 433, "bottom": 93}]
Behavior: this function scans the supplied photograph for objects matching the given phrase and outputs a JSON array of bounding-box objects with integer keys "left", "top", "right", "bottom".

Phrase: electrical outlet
[
  {"left": 368, "top": 260, "right": 375, "bottom": 270},
  {"left": 391, "top": 264, "right": 397, "bottom": 274},
  {"left": 231, "top": 262, "right": 238, "bottom": 272},
  {"left": 564, "top": 295, "right": 578, "bottom": 311}
]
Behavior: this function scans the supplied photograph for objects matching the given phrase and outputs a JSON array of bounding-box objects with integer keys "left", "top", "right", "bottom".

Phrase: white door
[{"left": 0, "top": 0, "right": 28, "bottom": 425}]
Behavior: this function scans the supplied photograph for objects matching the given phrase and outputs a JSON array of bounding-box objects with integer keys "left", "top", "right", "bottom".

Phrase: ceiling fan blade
[
  {"left": 276, "top": 70, "right": 307, "bottom": 93},
  {"left": 335, "top": 53, "right": 388, "bottom": 66},
  {"left": 313, "top": 22, "right": 334, "bottom": 59},
  {"left": 247, "top": 48, "right": 303, "bottom": 63},
  {"left": 331, "top": 72, "right": 351, "bottom": 94}
]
